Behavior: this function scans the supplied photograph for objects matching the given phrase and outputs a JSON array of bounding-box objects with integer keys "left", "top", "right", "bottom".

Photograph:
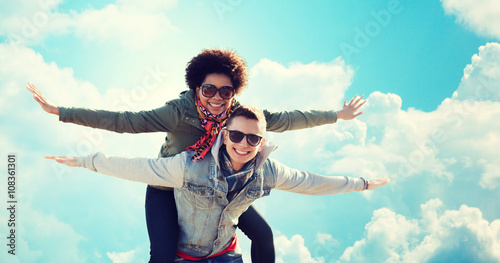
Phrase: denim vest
[
  {"left": 174, "top": 151, "right": 275, "bottom": 257},
  {"left": 173, "top": 136, "right": 277, "bottom": 258}
]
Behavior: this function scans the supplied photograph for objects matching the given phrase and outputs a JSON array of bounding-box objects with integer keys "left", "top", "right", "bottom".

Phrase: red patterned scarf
[{"left": 186, "top": 96, "right": 234, "bottom": 162}]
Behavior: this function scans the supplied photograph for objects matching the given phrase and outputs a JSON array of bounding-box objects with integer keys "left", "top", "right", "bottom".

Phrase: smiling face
[
  {"left": 223, "top": 116, "right": 266, "bottom": 172},
  {"left": 196, "top": 73, "right": 234, "bottom": 115}
]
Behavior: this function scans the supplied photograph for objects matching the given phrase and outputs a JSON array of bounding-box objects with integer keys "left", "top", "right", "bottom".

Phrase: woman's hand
[
  {"left": 45, "top": 156, "right": 78, "bottom": 167},
  {"left": 337, "top": 95, "right": 366, "bottom": 120},
  {"left": 26, "top": 82, "right": 60, "bottom": 115},
  {"left": 367, "top": 176, "right": 393, "bottom": 190}
]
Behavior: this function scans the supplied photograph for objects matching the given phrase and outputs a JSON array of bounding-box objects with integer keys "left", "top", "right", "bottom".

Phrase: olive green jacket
[{"left": 59, "top": 89, "right": 338, "bottom": 158}]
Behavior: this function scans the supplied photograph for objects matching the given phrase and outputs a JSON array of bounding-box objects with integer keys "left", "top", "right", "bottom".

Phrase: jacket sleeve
[
  {"left": 263, "top": 109, "right": 338, "bottom": 133},
  {"left": 269, "top": 159, "right": 365, "bottom": 195},
  {"left": 77, "top": 152, "right": 187, "bottom": 188},
  {"left": 59, "top": 102, "right": 182, "bottom": 134}
]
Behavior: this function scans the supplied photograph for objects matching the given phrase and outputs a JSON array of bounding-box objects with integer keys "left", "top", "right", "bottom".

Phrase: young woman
[{"left": 27, "top": 48, "right": 366, "bottom": 262}]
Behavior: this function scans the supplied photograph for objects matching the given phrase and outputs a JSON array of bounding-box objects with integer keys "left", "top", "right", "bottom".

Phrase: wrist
[
  {"left": 52, "top": 106, "right": 60, "bottom": 116},
  {"left": 337, "top": 110, "right": 344, "bottom": 120},
  {"left": 360, "top": 177, "right": 369, "bottom": 190}
]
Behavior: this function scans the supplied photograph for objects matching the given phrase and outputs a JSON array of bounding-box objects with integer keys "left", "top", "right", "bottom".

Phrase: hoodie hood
[{"left": 211, "top": 128, "right": 277, "bottom": 170}]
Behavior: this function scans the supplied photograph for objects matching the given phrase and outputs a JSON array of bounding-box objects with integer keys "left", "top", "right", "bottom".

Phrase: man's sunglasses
[
  {"left": 200, "top": 84, "right": 235, "bottom": 99},
  {"left": 227, "top": 130, "right": 263, "bottom": 147}
]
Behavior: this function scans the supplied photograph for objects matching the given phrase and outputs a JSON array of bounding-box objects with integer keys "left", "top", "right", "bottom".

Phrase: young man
[{"left": 47, "top": 105, "right": 392, "bottom": 262}]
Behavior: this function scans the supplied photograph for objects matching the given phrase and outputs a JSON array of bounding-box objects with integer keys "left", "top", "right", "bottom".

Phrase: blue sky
[{"left": 1, "top": 0, "right": 500, "bottom": 262}]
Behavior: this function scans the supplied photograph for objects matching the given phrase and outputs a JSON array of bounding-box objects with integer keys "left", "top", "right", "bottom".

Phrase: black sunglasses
[
  {"left": 227, "top": 130, "right": 263, "bottom": 147},
  {"left": 200, "top": 84, "right": 235, "bottom": 99}
]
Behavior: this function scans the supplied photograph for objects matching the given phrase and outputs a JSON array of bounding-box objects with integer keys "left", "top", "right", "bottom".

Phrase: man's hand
[
  {"left": 367, "top": 176, "right": 393, "bottom": 190},
  {"left": 26, "top": 82, "right": 60, "bottom": 115},
  {"left": 337, "top": 95, "right": 366, "bottom": 120},
  {"left": 45, "top": 156, "right": 78, "bottom": 167}
]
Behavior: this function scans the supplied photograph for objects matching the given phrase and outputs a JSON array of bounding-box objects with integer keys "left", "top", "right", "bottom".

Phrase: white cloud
[
  {"left": 72, "top": 1, "right": 178, "bottom": 49},
  {"left": 0, "top": 43, "right": 102, "bottom": 107},
  {"left": 242, "top": 57, "right": 362, "bottom": 170},
  {"left": 436, "top": 98, "right": 500, "bottom": 188},
  {"left": 452, "top": 42, "right": 500, "bottom": 101},
  {"left": 339, "top": 199, "right": 500, "bottom": 262},
  {"left": 244, "top": 44, "right": 500, "bottom": 191},
  {"left": 107, "top": 250, "right": 136, "bottom": 263},
  {"left": 275, "top": 234, "right": 325, "bottom": 263},
  {"left": 0, "top": 42, "right": 174, "bottom": 157},
  {"left": 0, "top": 0, "right": 71, "bottom": 45},
  {"left": 246, "top": 57, "right": 354, "bottom": 111},
  {"left": 0, "top": 204, "right": 86, "bottom": 263},
  {"left": 0, "top": 0, "right": 178, "bottom": 49},
  {"left": 441, "top": 0, "right": 500, "bottom": 40}
]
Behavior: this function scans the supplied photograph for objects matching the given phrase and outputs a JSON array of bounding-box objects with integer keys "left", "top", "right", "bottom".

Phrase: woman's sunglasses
[
  {"left": 200, "top": 84, "right": 235, "bottom": 99},
  {"left": 227, "top": 130, "right": 263, "bottom": 147}
]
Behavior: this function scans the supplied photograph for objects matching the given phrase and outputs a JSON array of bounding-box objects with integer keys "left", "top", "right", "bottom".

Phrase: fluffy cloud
[
  {"left": 0, "top": 42, "right": 173, "bottom": 156},
  {"left": 72, "top": 0, "right": 178, "bottom": 49},
  {"left": 242, "top": 57, "right": 361, "bottom": 170},
  {"left": 0, "top": 42, "right": 168, "bottom": 262},
  {"left": 246, "top": 57, "right": 354, "bottom": 111},
  {"left": 245, "top": 44, "right": 500, "bottom": 191},
  {"left": 0, "top": 204, "right": 86, "bottom": 263},
  {"left": 452, "top": 42, "right": 500, "bottom": 101},
  {"left": 339, "top": 199, "right": 500, "bottom": 262},
  {"left": 275, "top": 234, "right": 325, "bottom": 263},
  {"left": 107, "top": 250, "right": 136, "bottom": 263},
  {"left": 0, "top": 0, "right": 177, "bottom": 49},
  {"left": 0, "top": 43, "right": 102, "bottom": 108},
  {"left": 441, "top": 0, "right": 500, "bottom": 40},
  {"left": 0, "top": 0, "right": 71, "bottom": 45}
]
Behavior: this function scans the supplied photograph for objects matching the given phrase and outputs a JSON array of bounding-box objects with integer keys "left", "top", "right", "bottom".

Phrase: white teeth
[
  {"left": 235, "top": 149, "right": 247, "bottom": 155},
  {"left": 210, "top": 103, "right": 223, "bottom": 107}
]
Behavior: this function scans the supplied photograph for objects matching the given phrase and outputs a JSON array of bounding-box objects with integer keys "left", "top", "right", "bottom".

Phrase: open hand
[
  {"left": 367, "top": 176, "right": 393, "bottom": 190},
  {"left": 45, "top": 156, "right": 78, "bottom": 167},
  {"left": 337, "top": 95, "right": 366, "bottom": 120},
  {"left": 26, "top": 82, "right": 59, "bottom": 115}
]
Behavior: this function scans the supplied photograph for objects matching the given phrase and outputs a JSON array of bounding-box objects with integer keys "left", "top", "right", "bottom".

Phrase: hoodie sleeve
[
  {"left": 268, "top": 159, "right": 365, "bottom": 195},
  {"left": 77, "top": 152, "right": 187, "bottom": 188}
]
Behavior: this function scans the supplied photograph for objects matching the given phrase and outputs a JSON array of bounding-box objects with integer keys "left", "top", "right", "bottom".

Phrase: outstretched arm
[
  {"left": 45, "top": 152, "right": 187, "bottom": 188},
  {"left": 269, "top": 159, "right": 392, "bottom": 195},
  {"left": 26, "top": 83, "right": 181, "bottom": 133},
  {"left": 263, "top": 95, "right": 366, "bottom": 133}
]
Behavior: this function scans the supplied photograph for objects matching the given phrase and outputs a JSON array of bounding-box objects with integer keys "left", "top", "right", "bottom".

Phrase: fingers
[
  {"left": 27, "top": 83, "right": 45, "bottom": 100},
  {"left": 345, "top": 94, "right": 366, "bottom": 107},
  {"left": 26, "top": 83, "right": 36, "bottom": 95},
  {"left": 367, "top": 176, "right": 394, "bottom": 189},
  {"left": 45, "top": 156, "right": 62, "bottom": 162},
  {"left": 26, "top": 83, "right": 38, "bottom": 97},
  {"left": 353, "top": 111, "right": 364, "bottom": 117},
  {"left": 45, "top": 156, "right": 64, "bottom": 162},
  {"left": 354, "top": 94, "right": 364, "bottom": 106},
  {"left": 348, "top": 95, "right": 357, "bottom": 106},
  {"left": 354, "top": 100, "right": 367, "bottom": 111}
]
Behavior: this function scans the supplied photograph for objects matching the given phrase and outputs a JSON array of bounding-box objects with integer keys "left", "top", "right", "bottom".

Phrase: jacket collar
[
  {"left": 211, "top": 128, "right": 277, "bottom": 170},
  {"left": 177, "top": 89, "right": 198, "bottom": 117}
]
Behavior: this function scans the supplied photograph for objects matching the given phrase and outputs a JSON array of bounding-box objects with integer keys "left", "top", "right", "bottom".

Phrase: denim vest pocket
[
  {"left": 246, "top": 188, "right": 271, "bottom": 199},
  {"left": 186, "top": 182, "right": 216, "bottom": 209}
]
